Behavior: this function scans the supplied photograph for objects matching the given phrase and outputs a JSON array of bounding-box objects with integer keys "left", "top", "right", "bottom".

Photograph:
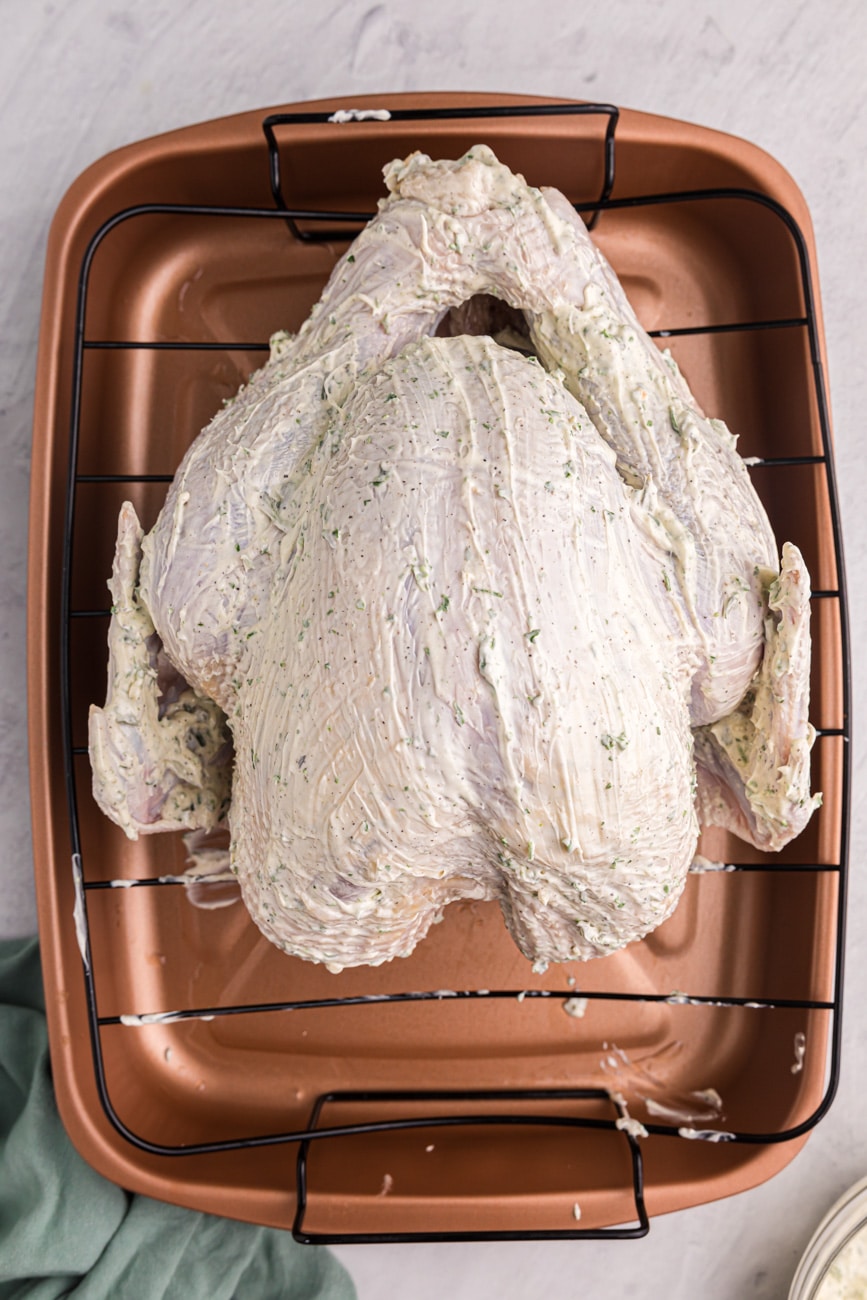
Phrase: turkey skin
[{"left": 89, "top": 145, "right": 820, "bottom": 971}]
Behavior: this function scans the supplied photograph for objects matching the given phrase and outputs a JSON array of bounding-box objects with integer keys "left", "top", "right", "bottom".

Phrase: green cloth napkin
[{"left": 0, "top": 938, "right": 356, "bottom": 1300}]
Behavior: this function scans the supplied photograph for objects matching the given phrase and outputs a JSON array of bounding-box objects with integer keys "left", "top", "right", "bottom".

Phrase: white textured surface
[{"left": 2, "top": 2, "right": 865, "bottom": 1296}]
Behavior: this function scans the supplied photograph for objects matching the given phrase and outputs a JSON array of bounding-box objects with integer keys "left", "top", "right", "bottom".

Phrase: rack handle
[
  {"left": 261, "top": 101, "right": 619, "bottom": 236},
  {"left": 292, "top": 1087, "right": 648, "bottom": 1244}
]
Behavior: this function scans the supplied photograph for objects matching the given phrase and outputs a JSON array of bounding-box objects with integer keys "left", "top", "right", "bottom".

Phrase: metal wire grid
[{"left": 59, "top": 102, "right": 850, "bottom": 1242}]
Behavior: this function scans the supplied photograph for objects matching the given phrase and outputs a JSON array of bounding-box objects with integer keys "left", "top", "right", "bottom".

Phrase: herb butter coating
[{"left": 89, "top": 145, "right": 820, "bottom": 970}]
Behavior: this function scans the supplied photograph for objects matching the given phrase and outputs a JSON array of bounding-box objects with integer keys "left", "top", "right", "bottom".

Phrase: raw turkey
[{"left": 89, "top": 145, "right": 820, "bottom": 971}]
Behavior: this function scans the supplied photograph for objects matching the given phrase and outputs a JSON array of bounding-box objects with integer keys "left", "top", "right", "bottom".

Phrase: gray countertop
[{"left": 3, "top": 2, "right": 865, "bottom": 1296}]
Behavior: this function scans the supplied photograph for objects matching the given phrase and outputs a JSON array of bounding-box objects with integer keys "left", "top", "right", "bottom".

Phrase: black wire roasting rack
[{"left": 59, "top": 101, "right": 850, "bottom": 1242}]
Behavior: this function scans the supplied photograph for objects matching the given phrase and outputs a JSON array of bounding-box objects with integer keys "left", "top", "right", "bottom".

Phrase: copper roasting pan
[{"left": 28, "top": 92, "right": 848, "bottom": 1241}]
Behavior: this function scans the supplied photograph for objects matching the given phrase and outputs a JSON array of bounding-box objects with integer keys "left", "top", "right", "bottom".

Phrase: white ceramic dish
[{"left": 790, "top": 1177, "right": 867, "bottom": 1299}]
